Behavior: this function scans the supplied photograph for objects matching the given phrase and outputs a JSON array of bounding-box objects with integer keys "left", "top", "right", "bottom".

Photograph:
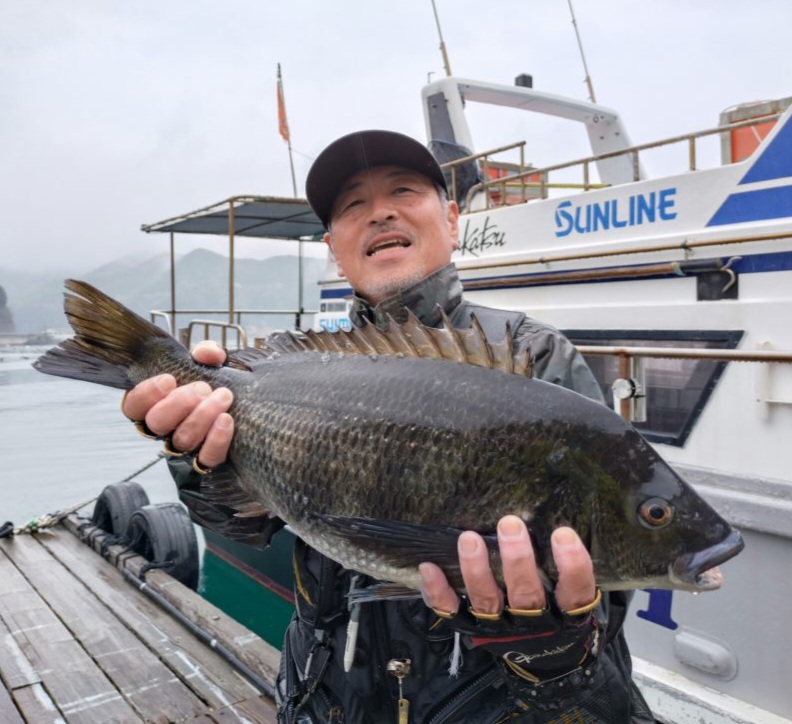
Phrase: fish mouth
[{"left": 669, "top": 529, "right": 745, "bottom": 591}]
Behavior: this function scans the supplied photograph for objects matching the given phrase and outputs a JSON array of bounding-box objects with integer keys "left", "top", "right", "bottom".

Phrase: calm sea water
[{"left": 0, "top": 345, "right": 181, "bottom": 527}]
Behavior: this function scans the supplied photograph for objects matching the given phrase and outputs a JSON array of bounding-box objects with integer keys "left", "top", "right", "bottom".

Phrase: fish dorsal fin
[
  {"left": 257, "top": 311, "right": 533, "bottom": 377},
  {"left": 226, "top": 347, "right": 273, "bottom": 371}
]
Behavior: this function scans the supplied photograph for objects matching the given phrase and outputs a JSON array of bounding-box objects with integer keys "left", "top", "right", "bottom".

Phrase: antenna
[
  {"left": 430, "top": 0, "right": 453, "bottom": 77},
  {"left": 567, "top": 0, "right": 597, "bottom": 103}
]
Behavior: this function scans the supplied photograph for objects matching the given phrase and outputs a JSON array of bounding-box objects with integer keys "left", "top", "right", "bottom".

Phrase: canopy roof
[
  {"left": 141, "top": 195, "right": 325, "bottom": 240},
  {"left": 140, "top": 195, "right": 326, "bottom": 332}
]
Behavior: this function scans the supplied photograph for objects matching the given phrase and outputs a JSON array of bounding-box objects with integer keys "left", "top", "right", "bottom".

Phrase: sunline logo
[{"left": 554, "top": 188, "right": 677, "bottom": 237}]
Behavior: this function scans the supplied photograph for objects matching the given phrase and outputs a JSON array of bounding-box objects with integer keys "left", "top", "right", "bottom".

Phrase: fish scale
[{"left": 34, "top": 279, "right": 744, "bottom": 595}]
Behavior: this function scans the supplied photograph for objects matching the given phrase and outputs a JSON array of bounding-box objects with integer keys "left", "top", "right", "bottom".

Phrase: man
[{"left": 123, "top": 130, "right": 654, "bottom": 722}]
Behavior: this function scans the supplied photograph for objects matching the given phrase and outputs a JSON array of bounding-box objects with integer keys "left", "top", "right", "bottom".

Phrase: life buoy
[
  {"left": 92, "top": 481, "right": 150, "bottom": 536},
  {"left": 126, "top": 503, "right": 200, "bottom": 590}
]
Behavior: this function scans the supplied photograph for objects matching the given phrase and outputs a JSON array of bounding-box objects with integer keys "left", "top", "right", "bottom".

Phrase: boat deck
[{"left": 0, "top": 515, "right": 281, "bottom": 723}]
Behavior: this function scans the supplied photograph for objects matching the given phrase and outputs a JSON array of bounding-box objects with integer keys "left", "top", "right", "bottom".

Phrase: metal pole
[
  {"left": 278, "top": 64, "right": 298, "bottom": 198},
  {"left": 618, "top": 352, "right": 630, "bottom": 419},
  {"left": 169, "top": 232, "right": 176, "bottom": 336},
  {"left": 430, "top": 0, "right": 453, "bottom": 77},
  {"left": 228, "top": 201, "right": 235, "bottom": 325},
  {"left": 297, "top": 239, "right": 304, "bottom": 330},
  {"left": 567, "top": 0, "right": 597, "bottom": 103},
  {"left": 287, "top": 141, "right": 298, "bottom": 199}
]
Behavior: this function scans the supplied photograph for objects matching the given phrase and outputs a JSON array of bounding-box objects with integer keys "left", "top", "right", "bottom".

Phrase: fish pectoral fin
[
  {"left": 178, "top": 488, "right": 284, "bottom": 549},
  {"left": 316, "top": 514, "right": 463, "bottom": 569},
  {"left": 233, "top": 501, "right": 271, "bottom": 518},
  {"left": 199, "top": 466, "right": 274, "bottom": 514}
]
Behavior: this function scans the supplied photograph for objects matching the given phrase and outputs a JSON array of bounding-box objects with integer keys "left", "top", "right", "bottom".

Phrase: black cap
[{"left": 305, "top": 130, "right": 447, "bottom": 228}]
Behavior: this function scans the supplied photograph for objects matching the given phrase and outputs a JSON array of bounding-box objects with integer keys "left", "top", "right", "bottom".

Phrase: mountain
[{"left": 0, "top": 249, "right": 328, "bottom": 336}]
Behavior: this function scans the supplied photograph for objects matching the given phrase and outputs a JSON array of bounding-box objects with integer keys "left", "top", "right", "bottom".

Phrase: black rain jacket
[{"left": 172, "top": 264, "right": 655, "bottom": 723}]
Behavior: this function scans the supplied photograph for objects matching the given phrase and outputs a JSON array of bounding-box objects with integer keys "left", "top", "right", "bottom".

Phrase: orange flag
[{"left": 277, "top": 63, "right": 290, "bottom": 143}]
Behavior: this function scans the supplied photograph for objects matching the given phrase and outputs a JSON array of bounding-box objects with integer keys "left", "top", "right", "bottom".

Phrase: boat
[{"left": 137, "top": 75, "right": 792, "bottom": 723}]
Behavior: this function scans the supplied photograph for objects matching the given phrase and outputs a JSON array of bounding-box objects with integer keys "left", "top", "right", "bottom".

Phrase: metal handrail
[
  {"left": 184, "top": 320, "right": 247, "bottom": 349},
  {"left": 576, "top": 345, "right": 792, "bottom": 364},
  {"left": 457, "top": 113, "right": 783, "bottom": 210},
  {"left": 151, "top": 307, "right": 320, "bottom": 347},
  {"left": 442, "top": 141, "right": 527, "bottom": 204},
  {"left": 151, "top": 307, "right": 316, "bottom": 317},
  {"left": 149, "top": 311, "right": 173, "bottom": 335}
]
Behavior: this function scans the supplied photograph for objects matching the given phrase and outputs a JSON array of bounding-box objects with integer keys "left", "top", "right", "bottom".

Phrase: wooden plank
[
  {"left": 192, "top": 696, "right": 278, "bottom": 724},
  {"left": 222, "top": 695, "right": 278, "bottom": 723},
  {"left": 0, "top": 679, "right": 24, "bottom": 724},
  {"left": 3, "top": 531, "right": 207, "bottom": 723},
  {"left": 43, "top": 523, "right": 262, "bottom": 709},
  {"left": 0, "top": 605, "right": 41, "bottom": 689},
  {"left": 66, "top": 517, "right": 281, "bottom": 688},
  {"left": 136, "top": 563, "right": 281, "bottom": 688},
  {"left": 0, "top": 546, "right": 142, "bottom": 724},
  {"left": 11, "top": 683, "right": 62, "bottom": 724}
]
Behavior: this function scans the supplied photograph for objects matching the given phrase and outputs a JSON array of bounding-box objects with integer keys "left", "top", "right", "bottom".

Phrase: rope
[
  {"left": 0, "top": 453, "right": 166, "bottom": 538},
  {"left": 119, "top": 452, "right": 167, "bottom": 482}
]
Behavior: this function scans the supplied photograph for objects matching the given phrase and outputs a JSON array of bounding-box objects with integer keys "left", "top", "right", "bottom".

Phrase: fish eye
[{"left": 638, "top": 498, "right": 674, "bottom": 528}]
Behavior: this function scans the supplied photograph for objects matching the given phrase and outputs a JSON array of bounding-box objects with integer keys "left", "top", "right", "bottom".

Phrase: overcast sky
[{"left": 1, "top": 0, "right": 789, "bottom": 273}]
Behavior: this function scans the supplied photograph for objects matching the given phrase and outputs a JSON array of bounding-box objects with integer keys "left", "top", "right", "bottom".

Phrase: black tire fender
[
  {"left": 126, "top": 503, "right": 200, "bottom": 590},
  {"left": 92, "top": 481, "right": 150, "bottom": 536}
]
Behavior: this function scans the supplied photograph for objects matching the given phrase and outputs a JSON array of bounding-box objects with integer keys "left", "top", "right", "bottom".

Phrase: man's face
[{"left": 324, "top": 165, "right": 459, "bottom": 304}]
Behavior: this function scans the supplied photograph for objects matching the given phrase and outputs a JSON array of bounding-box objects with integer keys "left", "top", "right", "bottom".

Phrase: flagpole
[
  {"left": 276, "top": 63, "right": 303, "bottom": 328},
  {"left": 277, "top": 63, "right": 298, "bottom": 198}
]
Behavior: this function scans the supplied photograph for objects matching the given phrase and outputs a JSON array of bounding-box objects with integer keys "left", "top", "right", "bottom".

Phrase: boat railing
[
  {"left": 577, "top": 344, "right": 792, "bottom": 421},
  {"left": 150, "top": 307, "right": 318, "bottom": 349},
  {"left": 184, "top": 320, "right": 248, "bottom": 350},
  {"left": 440, "top": 113, "right": 783, "bottom": 212}
]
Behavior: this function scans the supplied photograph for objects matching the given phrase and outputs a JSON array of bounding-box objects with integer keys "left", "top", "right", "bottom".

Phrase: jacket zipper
[{"left": 425, "top": 665, "right": 503, "bottom": 724}]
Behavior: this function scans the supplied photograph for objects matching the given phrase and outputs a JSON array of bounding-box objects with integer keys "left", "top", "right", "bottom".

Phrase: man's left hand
[{"left": 419, "top": 516, "right": 596, "bottom": 617}]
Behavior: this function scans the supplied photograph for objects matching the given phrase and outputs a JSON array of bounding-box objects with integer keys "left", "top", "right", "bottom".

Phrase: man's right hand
[{"left": 122, "top": 340, "right": 234, "bottom": 469}]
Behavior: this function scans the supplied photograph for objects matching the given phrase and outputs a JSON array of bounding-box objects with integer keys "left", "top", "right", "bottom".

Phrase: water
[{"left": 0, "top": 345, "right": 181, "bottom": 527}]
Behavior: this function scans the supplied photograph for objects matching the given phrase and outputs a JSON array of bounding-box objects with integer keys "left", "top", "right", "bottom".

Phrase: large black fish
[{"left": 35, "top": 280, "right": 743, "bottom": 594}]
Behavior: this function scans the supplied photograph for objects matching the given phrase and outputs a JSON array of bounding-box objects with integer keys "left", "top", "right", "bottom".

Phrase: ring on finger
[
  {"left": 563, "top": 587, "right": 602, "bottom": 617},
  {"left": 191, "top": 455, "right": 213, "bottom": 476},
  {"left": 162, "top": 436, "right": 188, "bottom": 458},
  {"left": 431, "top": 606, "right": 457, "bottom": 620},
  {"left": 506, "top": 604, "right": 546, "bottom": 618},
  {"left": 468, "top": 605, "right": 502, "bottom": 622},
  {"left": 132, "top": 419, "right": 160, "bottom": 440}
]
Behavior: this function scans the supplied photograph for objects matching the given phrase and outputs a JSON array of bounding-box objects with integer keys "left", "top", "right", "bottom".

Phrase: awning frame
[{"left": 142, "top": 195, "right": 325, "bottom": 334}]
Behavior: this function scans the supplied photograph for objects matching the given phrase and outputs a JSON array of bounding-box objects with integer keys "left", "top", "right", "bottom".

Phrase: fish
[{"left": 34, "top": 279, "right": 744, "bottom": 595}]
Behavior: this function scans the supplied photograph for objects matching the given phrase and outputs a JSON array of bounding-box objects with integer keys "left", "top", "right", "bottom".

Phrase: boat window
[
  {"left": 564, "top": 330, "right": 744, "bottom": 447},
  {"left": 319, "top": 300, "right": 349, "bottom": 314}
]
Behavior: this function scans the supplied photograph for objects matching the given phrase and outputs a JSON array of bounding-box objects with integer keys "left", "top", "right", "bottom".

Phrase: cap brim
[{"left": 305, "top": 130, "right": 447, "bottom": 228}]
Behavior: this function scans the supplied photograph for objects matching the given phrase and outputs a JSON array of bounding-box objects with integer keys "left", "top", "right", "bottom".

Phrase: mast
[
  {"left": 430, "top": 0, "right": 453, "bottom": 77},
  {"left": 567, "top": 0, "right": 597, "bottom": 103}
]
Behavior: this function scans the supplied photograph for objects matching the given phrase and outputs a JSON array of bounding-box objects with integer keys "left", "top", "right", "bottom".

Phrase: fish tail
[{"left": 33, "top": 279, "right": 188, "bottom": 390}]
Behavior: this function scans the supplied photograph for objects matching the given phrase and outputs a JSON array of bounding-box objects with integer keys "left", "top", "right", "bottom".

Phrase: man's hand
[
  {"left": 122, "top": 341, "right": 234, "bottom": 469},
  {"left": 420, "top": 517, "right": 601, "bottom": 683},
  {"left": 419, "top": 516, "right": 596, "bottom": 616}
]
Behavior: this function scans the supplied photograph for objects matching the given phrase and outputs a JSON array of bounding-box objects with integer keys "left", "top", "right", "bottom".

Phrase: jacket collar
[{"left": 350, "top": 263, "right": 463, "bottom": 328}]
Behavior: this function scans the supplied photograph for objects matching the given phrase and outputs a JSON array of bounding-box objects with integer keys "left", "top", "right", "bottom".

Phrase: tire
[
  {"left": 92, "top": 481, "right": 150, "bottom": 536},
  {"left": 126, "top": 503, "right": 200, "bottom": 590}
]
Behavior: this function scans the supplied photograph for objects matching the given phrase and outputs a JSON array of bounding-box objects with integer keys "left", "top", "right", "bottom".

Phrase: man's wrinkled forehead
[{"left": 330, "top": 166, "right": 432, "bottom": 218}]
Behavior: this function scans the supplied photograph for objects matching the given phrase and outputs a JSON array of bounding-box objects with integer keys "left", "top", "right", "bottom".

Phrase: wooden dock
[{"left": 0, "top": 515, "right": 282, "bottom": 723}]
